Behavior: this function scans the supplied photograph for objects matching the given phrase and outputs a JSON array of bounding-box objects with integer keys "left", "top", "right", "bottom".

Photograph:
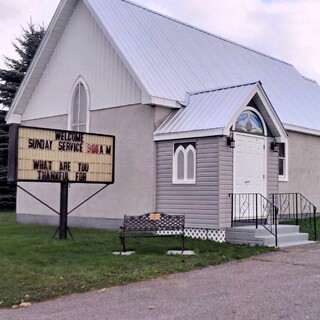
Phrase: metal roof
[
  {"left": 86, "top": 0, "right": 320, "bottom": 132},
  {"left": 155, "top": 83, "right": 258, "bottom": 135},
  {"left": 7, "top": 0, "right": 320, "bottom": 134}
]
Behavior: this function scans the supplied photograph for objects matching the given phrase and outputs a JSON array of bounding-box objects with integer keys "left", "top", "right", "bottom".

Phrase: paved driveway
[{"left": 1, "top": 243, "right": 320, "bottom": 320}]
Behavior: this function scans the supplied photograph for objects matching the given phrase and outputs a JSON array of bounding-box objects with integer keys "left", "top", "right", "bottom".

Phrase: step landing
[{"left": 226, "top": 224, "right": 316, "bottom": 248}]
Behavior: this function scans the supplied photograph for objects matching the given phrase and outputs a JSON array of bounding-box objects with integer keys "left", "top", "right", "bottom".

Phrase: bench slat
[{"left": 123, "top": 213, "right": 184, "bottom": 232}]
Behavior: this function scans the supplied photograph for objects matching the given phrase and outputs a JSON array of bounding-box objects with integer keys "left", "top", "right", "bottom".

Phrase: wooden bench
[{"left": 119, "top": 212, "right": 185, "bottom": 253}]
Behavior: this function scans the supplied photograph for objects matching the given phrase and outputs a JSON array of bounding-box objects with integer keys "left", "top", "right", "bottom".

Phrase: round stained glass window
[{"left": 235, "top": 110, "right": 264, "bottom": 135}]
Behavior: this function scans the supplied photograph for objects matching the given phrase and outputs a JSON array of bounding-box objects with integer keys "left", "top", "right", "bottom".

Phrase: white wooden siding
[
  {"left": 22, "top": 0, "right": 141, "bottom": 121},
  {"left": 156, "top": 138, "right": 219, "bottom": 229}
]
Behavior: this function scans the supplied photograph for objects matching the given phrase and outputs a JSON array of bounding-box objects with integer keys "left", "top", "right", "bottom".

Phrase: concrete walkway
[{"left": 1, "top": 243, "right": 320, "bottom": 320}]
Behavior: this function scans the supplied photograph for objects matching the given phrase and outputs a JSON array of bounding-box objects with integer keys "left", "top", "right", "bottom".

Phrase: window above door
[{"left": 235, "top": 110, "right": 264, "bottom": 135}]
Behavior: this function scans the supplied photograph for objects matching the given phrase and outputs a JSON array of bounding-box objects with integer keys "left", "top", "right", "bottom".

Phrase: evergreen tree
[
  {"left": 0, "top": 110, "right": 15, "bottom": 209},
  {"left": 0, "top": 22, "right": 46, "bottom": 107},
  {"left": 0, "top": 22, "right": 46, "bottom": 210}
]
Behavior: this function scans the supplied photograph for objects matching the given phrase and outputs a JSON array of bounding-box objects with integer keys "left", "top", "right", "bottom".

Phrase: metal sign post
[{"left": 59, "top": 182, "right": 69, "bottom": 240}]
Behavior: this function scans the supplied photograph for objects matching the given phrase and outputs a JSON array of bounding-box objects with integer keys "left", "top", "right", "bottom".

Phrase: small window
[
  {"left": 235, "top": 110, "right": 264, "bottom": 135},
  {"left": 71, "top": 81, "right": 88, "bottom": 132},
  {"left": 173, "top": 143, "right": 196, "bottom": 184},
  {"left": 278, "top": 143, "right": 286, "bottom": 178}
]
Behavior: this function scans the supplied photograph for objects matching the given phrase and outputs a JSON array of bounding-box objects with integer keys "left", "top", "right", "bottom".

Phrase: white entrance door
[
  {"left": 233, "top": 133, "right": 266, "bottom": 219},
  {"left": 234, "top": 133, "right": 266, "bottom": 194}
]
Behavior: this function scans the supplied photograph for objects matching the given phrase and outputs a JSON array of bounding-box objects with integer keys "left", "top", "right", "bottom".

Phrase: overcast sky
[{"left": 1, "top": 0, "right": 320, "bottom": 83}]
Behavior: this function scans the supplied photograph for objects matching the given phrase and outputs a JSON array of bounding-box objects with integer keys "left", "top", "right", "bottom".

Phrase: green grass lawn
[
  {"left": 280, "top": 216, "right": 320, "bottom": 241},
  {"left": 0, "top": 211, "right": 274, "bottom": 308}
]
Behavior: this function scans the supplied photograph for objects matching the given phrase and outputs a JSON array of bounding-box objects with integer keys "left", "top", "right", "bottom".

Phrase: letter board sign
[{"left": 8, "top": 126, "right": 115, "bottom": 184}]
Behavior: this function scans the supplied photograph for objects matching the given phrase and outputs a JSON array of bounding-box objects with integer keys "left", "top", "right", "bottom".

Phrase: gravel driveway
[{"left": 1, "top": 243, "right": 320, "bottom": 320}]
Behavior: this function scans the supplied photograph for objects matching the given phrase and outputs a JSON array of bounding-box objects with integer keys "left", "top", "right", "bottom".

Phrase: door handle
[{"left": 245, "top": 181, "right": 250, "bottom": 183}]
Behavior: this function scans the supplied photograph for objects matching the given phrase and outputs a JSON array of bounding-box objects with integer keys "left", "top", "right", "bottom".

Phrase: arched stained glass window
[
  {"left": 235, "top": 110, "right": 264, "bottom": 135},
  {"left": 71, "top": 81, "right": 88, "bottom": 132}
]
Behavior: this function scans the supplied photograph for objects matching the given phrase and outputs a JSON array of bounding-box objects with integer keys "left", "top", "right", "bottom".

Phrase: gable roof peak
[{"left": 187, "top": 81, "right": 262, "bottom": 98}]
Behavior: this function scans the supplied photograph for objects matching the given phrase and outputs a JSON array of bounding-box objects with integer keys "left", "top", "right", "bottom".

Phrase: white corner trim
[{"left": 154, "top": 128, "right": 224, "bottom": 141}]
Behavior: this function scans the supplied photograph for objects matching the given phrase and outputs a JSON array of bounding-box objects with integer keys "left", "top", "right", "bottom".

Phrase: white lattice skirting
[
  {"left": 185, "top": 228, "right": 226, "bottom": 242},
  {"left": 157, "top": 228, "right": 226, "bottom": 243}
]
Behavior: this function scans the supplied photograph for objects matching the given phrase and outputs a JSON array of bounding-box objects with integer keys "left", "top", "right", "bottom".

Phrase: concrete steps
[{"left": 225, "top": 224, "right": 316, "bottom": 248}]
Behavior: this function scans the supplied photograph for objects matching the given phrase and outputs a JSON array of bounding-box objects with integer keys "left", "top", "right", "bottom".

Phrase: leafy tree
[{"left": 0, "top": 22, "right": 46, "bottom": 210}]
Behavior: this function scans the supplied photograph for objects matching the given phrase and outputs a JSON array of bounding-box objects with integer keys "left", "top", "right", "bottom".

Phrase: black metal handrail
[
  {"left": 271, "top": 193, "right": 317, "bottom": 241},
  {"left": 229, "top": 193, "right": 278, "bottom": 246}
]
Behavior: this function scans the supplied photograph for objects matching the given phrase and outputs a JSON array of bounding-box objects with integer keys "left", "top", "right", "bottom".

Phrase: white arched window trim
[
  {"left": 68, "top": 76, "right": 90, "bottom": 132},
  {"left": 173, "top": 143, "right": 196, "bottom": 184}
]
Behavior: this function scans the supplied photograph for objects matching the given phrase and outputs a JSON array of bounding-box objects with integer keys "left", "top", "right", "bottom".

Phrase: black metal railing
[
  {"left": 229, "top": 193, "right": 278, "bottom": 246},
  {"left": 271, "top": 193, "right": 317, "bottom": 241}
]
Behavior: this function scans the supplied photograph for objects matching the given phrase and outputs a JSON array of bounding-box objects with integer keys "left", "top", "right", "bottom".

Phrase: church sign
[{"left": 8, "top": 126, "right": 115, "bottom": 184}]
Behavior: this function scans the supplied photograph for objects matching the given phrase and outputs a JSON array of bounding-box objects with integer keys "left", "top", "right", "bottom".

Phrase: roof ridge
[
  {"left": 302, "top": 76, "right": 318, "bottom": 84},
  {"left": 187, "top": 81, "right": 261, "bottom": 97},
  {"left": 122, "top": 0, "right": 293, "bottom": 67}
]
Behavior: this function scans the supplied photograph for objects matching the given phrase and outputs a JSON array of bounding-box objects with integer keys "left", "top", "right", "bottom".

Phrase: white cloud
[{"left": 0, "top": 0, "right": 59, "bottom": 64}]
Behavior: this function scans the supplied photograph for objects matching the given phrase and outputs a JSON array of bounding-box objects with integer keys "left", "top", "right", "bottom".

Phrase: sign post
[{"left": 59, "top": 182, "right": 69, "bottom": 240}]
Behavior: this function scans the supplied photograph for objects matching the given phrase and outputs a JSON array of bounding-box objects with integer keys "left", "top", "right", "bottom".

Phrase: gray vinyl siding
[
  {"left": 218, "top": 137, "right": 233, "bottom": 228},
  {"left": 156, "top": 137, "right": 219, "bottom": 229},
  {"left": 156, "top": 135, "right": 277, "bottom": 230},
  {"left": 267, "top": 137, "right": 279, "bottom": 198}
]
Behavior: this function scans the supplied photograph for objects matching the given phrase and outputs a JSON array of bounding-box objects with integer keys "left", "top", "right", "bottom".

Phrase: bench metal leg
[{"left": 120, "top": 235, "right": 126, "bottom": 253}]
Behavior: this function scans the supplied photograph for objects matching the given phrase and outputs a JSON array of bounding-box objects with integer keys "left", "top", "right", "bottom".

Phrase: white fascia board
[
  {"left": 222, "top": 84, "right": 258, "bottom": 135},
  {"left": 141, "top": 95, "right": 182, "bottom": 108},
  {"left": 149, "top": 96, "right": 182, "bottom": 109},
  {"left": 284, "top": 124, "right": 320, "bottom": 137},
  {"left": 255, "top": 83, "right": 288, "bottom": 139},
  {"left": 6, "top": 113, "right": 22, "bottom": 124},
  {"left": 222, "top": 83, "right": 288, "bottom": 140},
  {"left": 154, "top": 128, "right": 224, "bottom": 141}
]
